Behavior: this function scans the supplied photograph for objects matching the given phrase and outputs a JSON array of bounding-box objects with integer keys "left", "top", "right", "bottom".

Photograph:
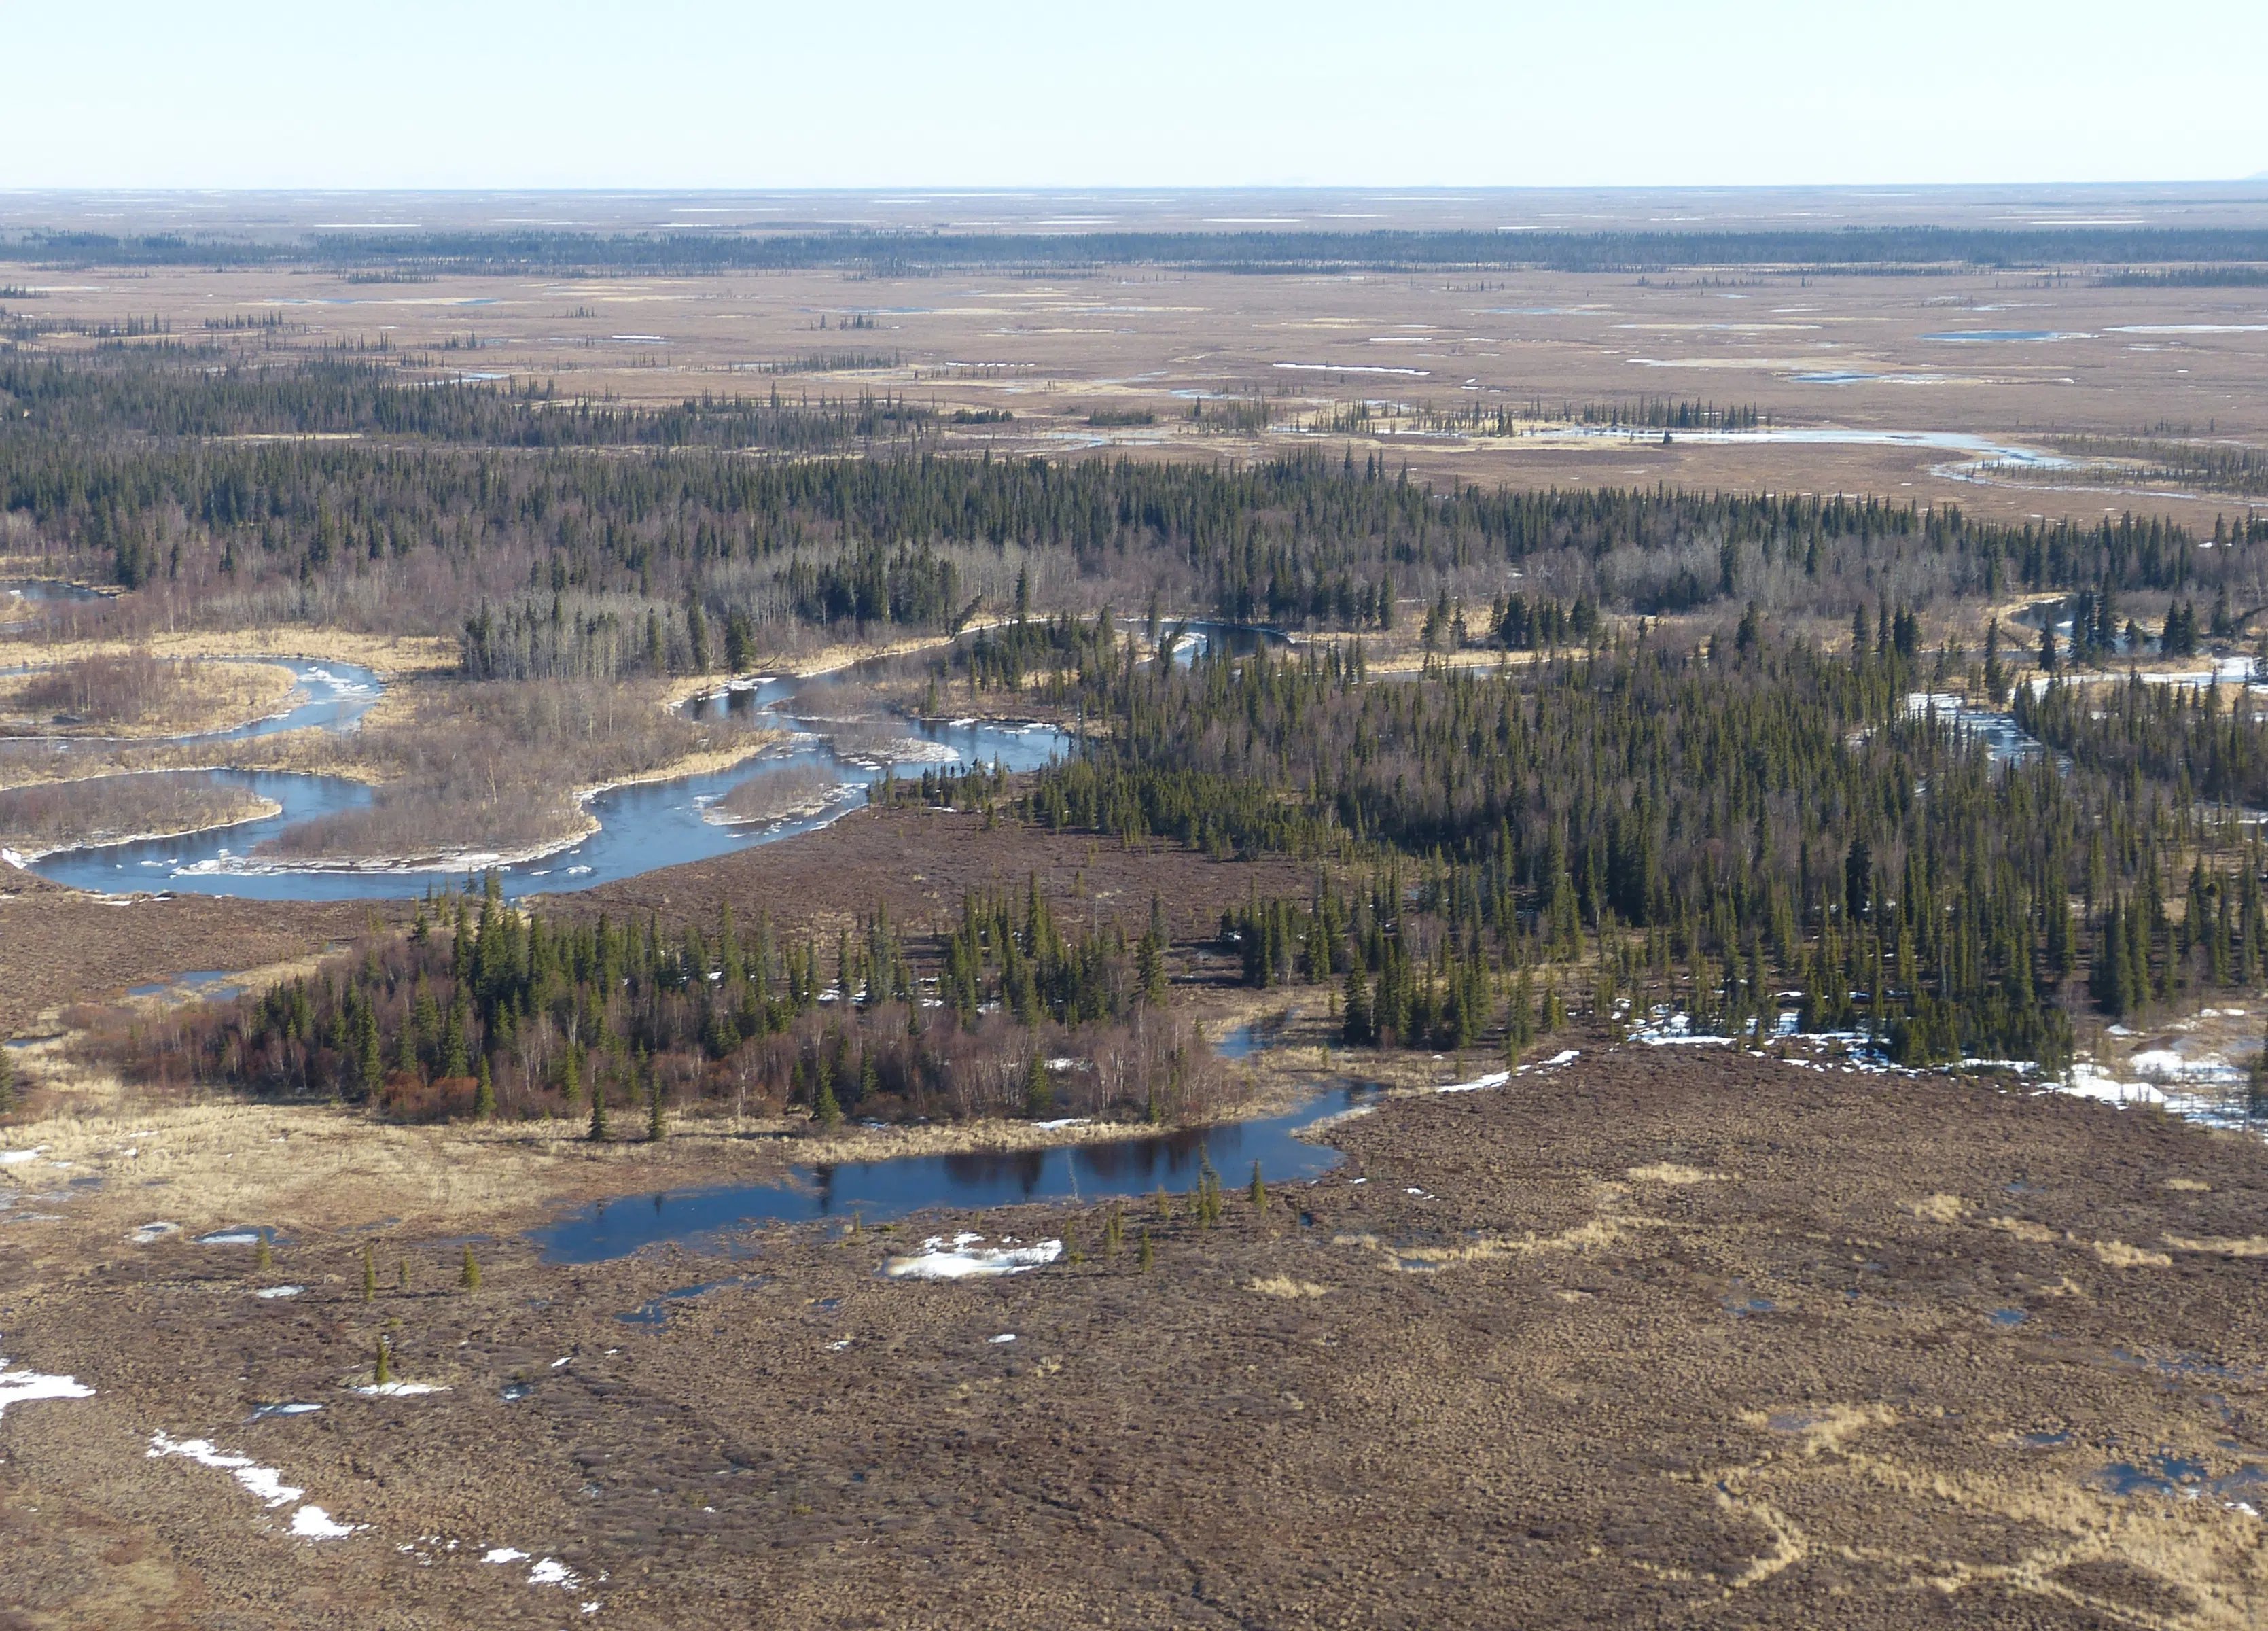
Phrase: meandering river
[{"left": 20, "top": 653, "right": 1072, "bottom": 901}]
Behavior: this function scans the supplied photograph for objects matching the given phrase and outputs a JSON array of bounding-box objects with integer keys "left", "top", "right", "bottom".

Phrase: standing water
[{"left": 532, "top": 1085, "right": 1372, "bottom": 1263}]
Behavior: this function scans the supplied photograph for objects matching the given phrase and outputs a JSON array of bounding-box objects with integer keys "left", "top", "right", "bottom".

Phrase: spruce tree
[
  {"left": 440, "top": 1002, "right": 469, "bottom": 1079},
  {"left": 589, "top": 1076, "right": 609, "bottom": 1142},
  {"left": 1138, "top": 1229, "right": 1154, "bottom": 1272},
  {"left": 374, "top": 1335, "right": 391, "bottom": 1388},
  {"left": 1248, "top": 1159, "right": 1267, "bottom": 1212},
  {"left": 1507, "top": 970, "right": 1536, "bottom": 1061},
  {"left": 646, "top": 1060, "right": 667, "bottom": 1143},
  {"left": 397, "top": 1257, "right": 411, "bottom": 1292},
  {"left": 357, "top": 1009, "right": 384, "bottom": 1095},
  {"left": 474, "top": 1054, "right": 495, "bottom": 1120},
  {"left": 813, "top": 1073, "right": 843, "bottom": 1128},
  {"left": 255, "top": 1234, "right": 273, "bottom": 1274},
  {"left": 361, "top": 1245, "right": 376, "bottom": 1304},
  {"left": 1023, "top": 1051, "right": 1053, "bottom": 1117},
  {"left": 460, "top": 1244, "right": 480, "bottom": 1291},
  {"left": 1342, "top": 965, "right": 1373, "bottom": 1045}
]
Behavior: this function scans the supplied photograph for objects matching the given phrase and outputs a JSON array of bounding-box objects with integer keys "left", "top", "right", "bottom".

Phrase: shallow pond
[{"left": 532, "top": 1084, "right": 1373, "bottom": 1263}]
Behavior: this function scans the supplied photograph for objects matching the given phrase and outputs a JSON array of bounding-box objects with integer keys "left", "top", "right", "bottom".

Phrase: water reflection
[{"left": 533, "top": 1085, "right": 1372, "bottom": 1263}]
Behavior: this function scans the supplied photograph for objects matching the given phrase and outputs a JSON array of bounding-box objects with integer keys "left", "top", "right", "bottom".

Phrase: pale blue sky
[{"left": 5, "top": 1, "right": 2263, "bottom": 190}]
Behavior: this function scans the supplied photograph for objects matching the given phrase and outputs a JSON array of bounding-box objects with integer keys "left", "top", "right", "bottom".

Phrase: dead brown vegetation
[
  {"left": 252, "top": 678, "right": 771, "bottom": 862},
  {"left": 709, "top": 763, "right": 843, "bottom": 826},
  {"left": 5, "top": 1040, "right": 2267, "bottom": 1627},
  {"left": 0, "top": 652, "right": 293, "bottom": 737},
  {"left": 0, "top": 771, "right": 272, "bottom": 856}
]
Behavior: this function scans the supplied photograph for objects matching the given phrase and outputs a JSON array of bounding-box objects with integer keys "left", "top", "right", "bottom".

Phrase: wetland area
[{"left": 5, "top": 192, "right": 2268, "bottom": 1628}]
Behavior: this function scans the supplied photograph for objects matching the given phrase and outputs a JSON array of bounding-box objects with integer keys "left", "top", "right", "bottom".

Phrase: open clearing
[
  {"left": 3, "top": 1038, "right": 2265, "bottom": 1627},
  {"left": 5, "top": 258, "right": 2265, "bottom": 531}
]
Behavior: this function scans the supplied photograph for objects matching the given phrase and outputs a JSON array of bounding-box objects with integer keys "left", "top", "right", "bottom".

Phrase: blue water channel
[{"left": 22, "top": 650, "right": 1073, "bottom": 901}]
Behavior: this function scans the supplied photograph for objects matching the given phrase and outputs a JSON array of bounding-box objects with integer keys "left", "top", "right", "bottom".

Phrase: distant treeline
[
  {"left": 4, "top": 374, "right": 2260, "bottom": 639},
  {"left": 12, "top": 226, "right": 2268, "bottom": 275},
  {"left": 2099, "top": 266, "right": 2268, "bottom": 288},
  {"left": 0, "top": 353, "right": 925, "bottom": 450}
]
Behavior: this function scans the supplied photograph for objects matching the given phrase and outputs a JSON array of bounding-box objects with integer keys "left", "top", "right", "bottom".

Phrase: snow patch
[
  {"left": 1629, "top": 1011, "right": 1735, "bottom": 1046},
  {"left": 2061, "top": 1062, "right": 2169, "bottom": 1107},
  {"left": 1436, "top": 1070, "right": 1510, "bottom": 1095},
  {"left": 882, "top": 1238, "right": 1064, "bottom": 1280},
  {"left": 0, "top": 1361, "right": 94, "bottom": 1419},
  {"left": 289, "top": 1505, "right": 361, "bottom": 1539},
  {"left": 253, "top": 1285, "right": 304, "bottom": 1299},
  {"left": 147, "top": 1432, "right": 303, "bottom": 1507},
  {"left": 353, "top": 1381, "right": 446, "bottom": 1396}
]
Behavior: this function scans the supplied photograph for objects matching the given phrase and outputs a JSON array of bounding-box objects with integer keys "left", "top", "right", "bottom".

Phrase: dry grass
[
  {"left": 0, "top": 654, "right": 294, "bottom": 737},
  {"left": 2093, "top": 1238, "right": 2175, "bottom": 1268},
  {"left": 0, "top": 1053, "right": 1291, "bottom": 1238},
  {"left": 1626, "top": 1161, "right": 1731, "bottom": 1185},
  {"left": 0, "top": 626, "right": 457, "bottom": 680},
  {"left": 2163, "top": 1233, "right": 2268, "bottom": 1256}
]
